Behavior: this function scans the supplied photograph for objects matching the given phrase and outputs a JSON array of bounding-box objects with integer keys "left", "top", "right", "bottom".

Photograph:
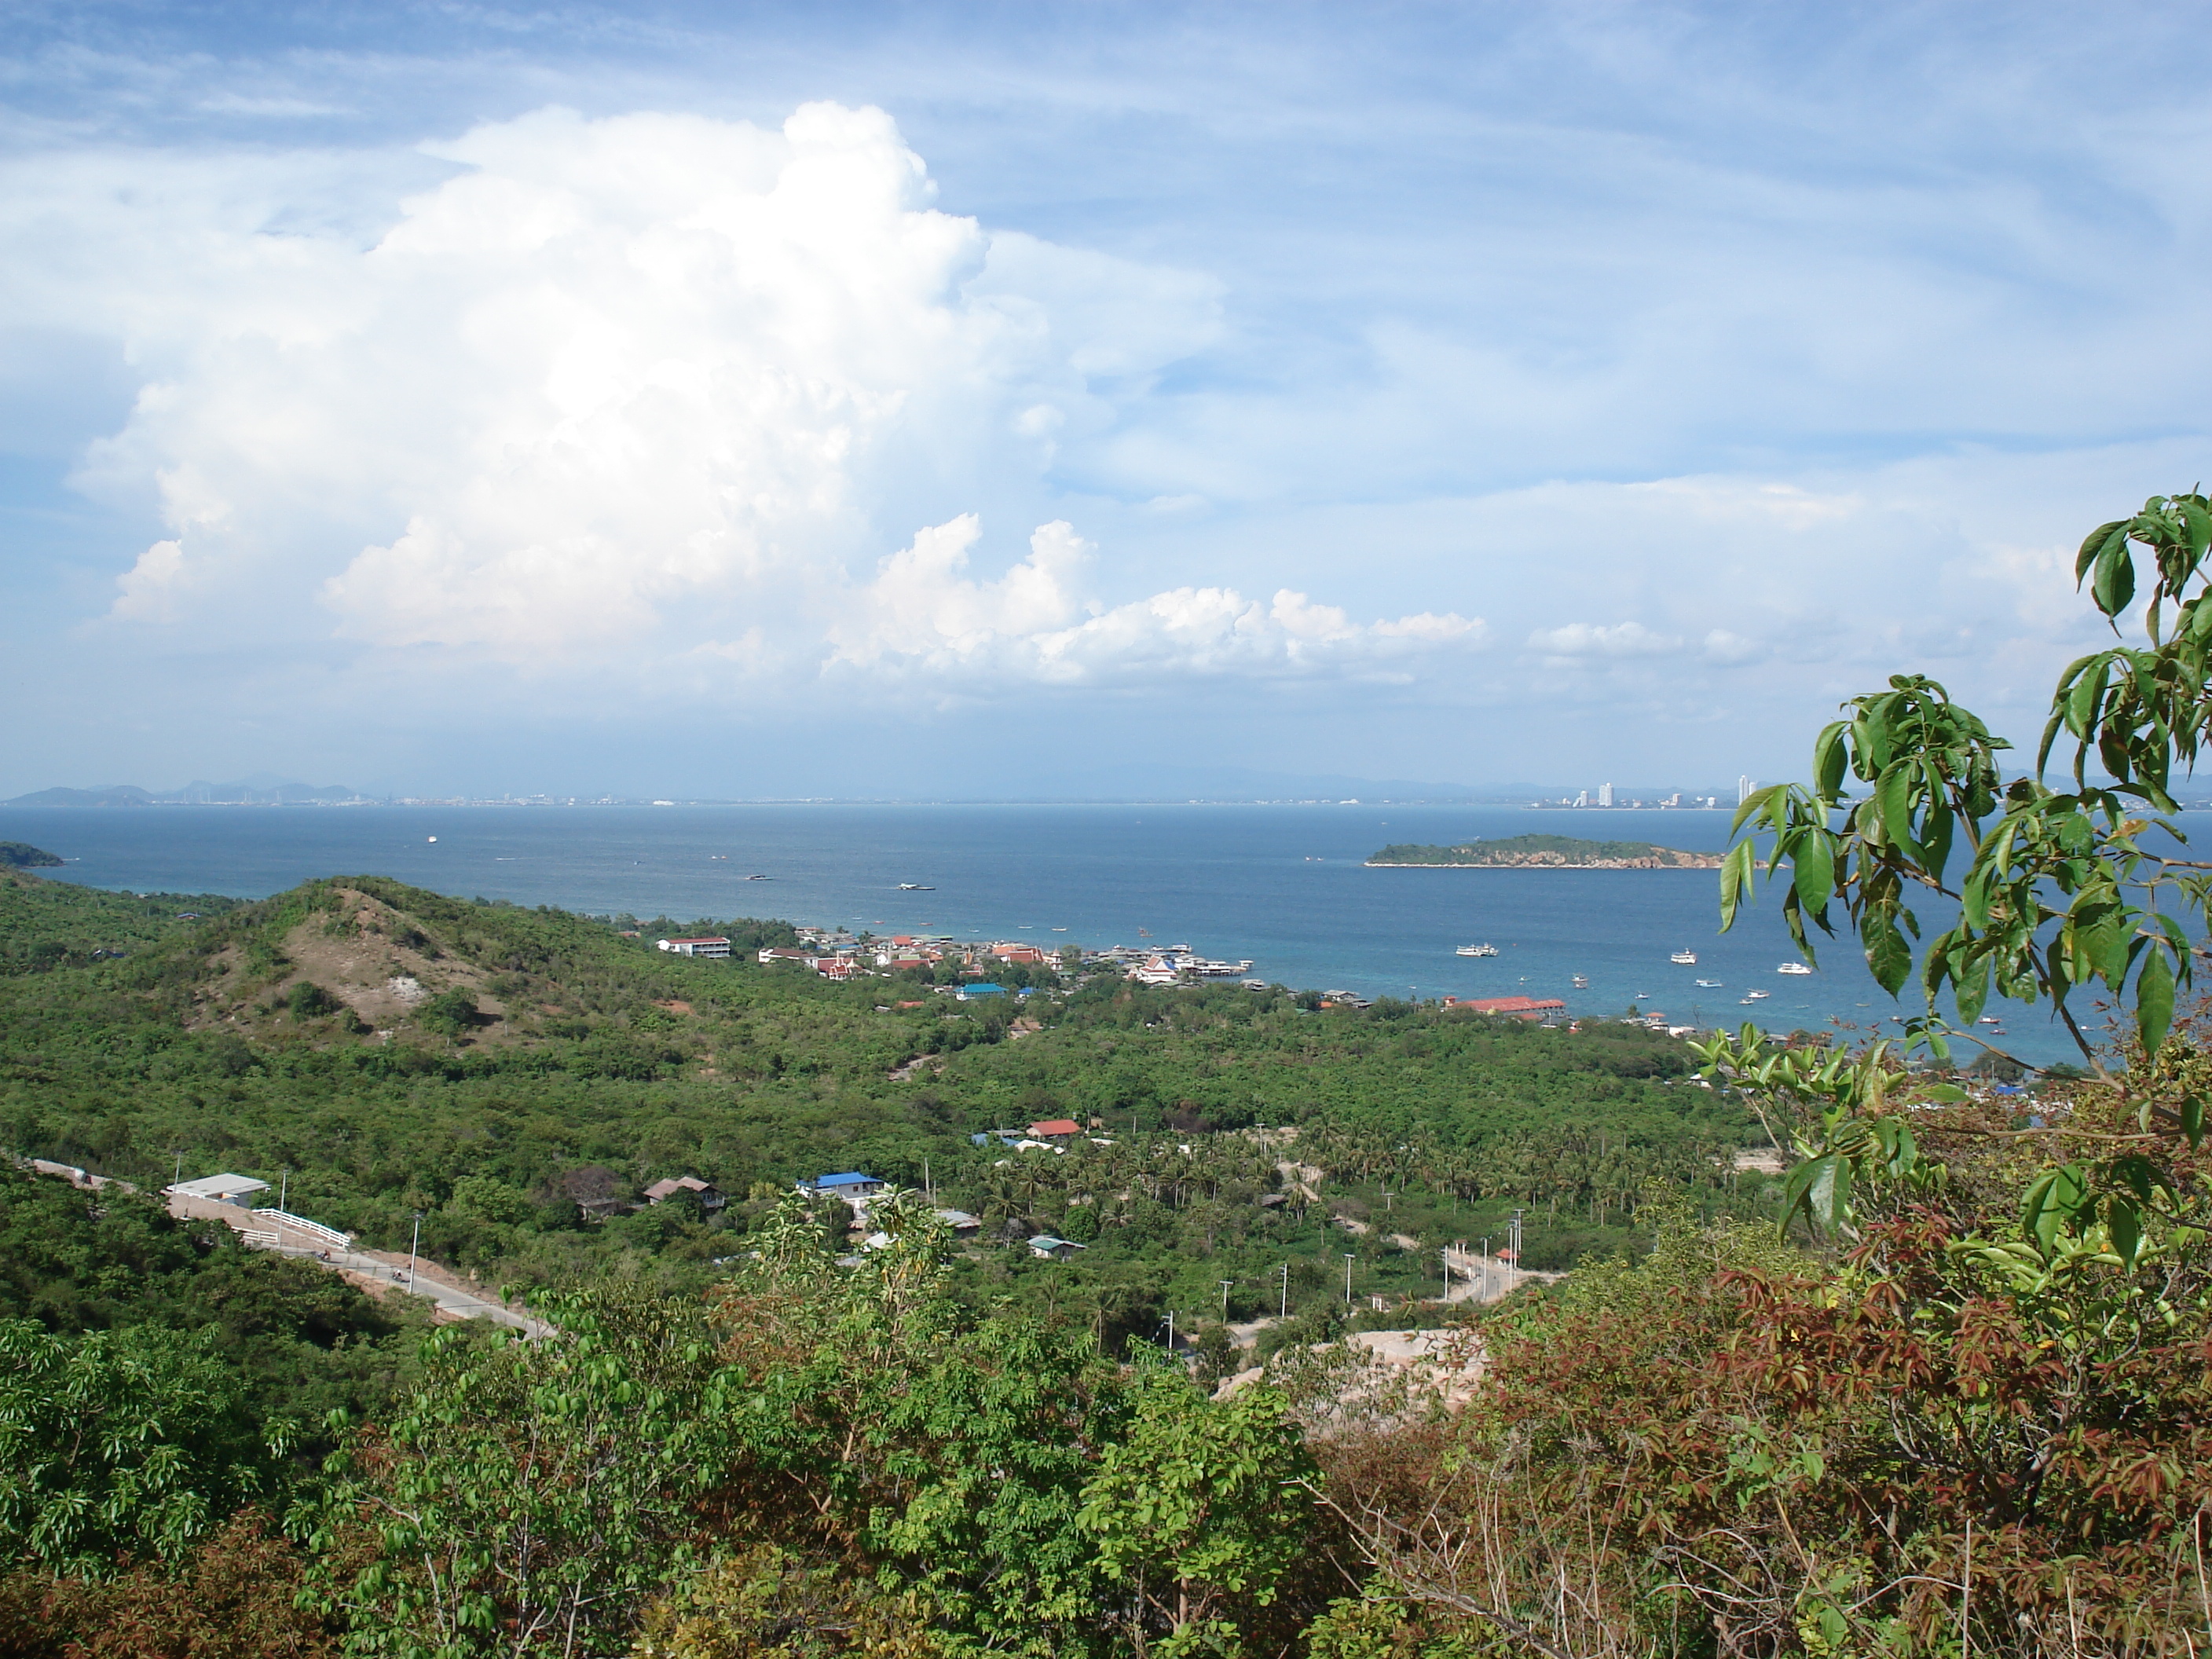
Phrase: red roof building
[
  {"left": 1445, "top": 995, "right": 1566, "bottom": 1019},
  {"left": 1028, "top": 1119, "right": 1083, "bottom": 1139}
]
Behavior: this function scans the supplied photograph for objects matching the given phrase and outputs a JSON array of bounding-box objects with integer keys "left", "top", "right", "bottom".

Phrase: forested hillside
[
  {"left": 7, "top": 813, "right": 2202, "bottom": 1657},
  {"left": 0, "top": 869, "right": 1758, "bottom": 1336}
]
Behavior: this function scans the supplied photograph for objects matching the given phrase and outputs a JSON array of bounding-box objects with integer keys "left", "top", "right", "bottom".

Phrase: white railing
[{"left": 240, "top": 1210, "right": 353, "bottom": 1251}]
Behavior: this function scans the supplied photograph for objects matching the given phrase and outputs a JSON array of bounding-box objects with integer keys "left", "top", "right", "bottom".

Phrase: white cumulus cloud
[
  {"left": 14, "top": 101, "right": 1482, "bottom": 702},
  {"left": 827, "top": 515, "right": 1483, "bottom": 687},
  {"left": 1525, "top": 620, "right": 1684, "bottom": 657}
]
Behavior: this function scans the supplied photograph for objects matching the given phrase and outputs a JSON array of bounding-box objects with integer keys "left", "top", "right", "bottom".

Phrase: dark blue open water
[{"left": 2, "top": 802, "right": 2129, "bottom": 1064}]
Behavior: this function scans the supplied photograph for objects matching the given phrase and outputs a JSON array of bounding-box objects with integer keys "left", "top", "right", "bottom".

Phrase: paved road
[
  {"left": 24, "top": 1159, "right": 555, "bottom": 1338},
  {"left": 261, "top": 1240, "right": 556, "bottom": 1339}
]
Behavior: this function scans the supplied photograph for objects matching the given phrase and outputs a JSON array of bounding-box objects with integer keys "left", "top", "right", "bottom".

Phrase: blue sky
[{"left": 3, "top": 1, "right": 2207, "bottom": 797}]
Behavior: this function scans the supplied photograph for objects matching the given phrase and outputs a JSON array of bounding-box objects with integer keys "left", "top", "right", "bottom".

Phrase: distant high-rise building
[
  {"left": 1598, "top": 782, "right": 1614, "bottom": 808},
  {"left": 1737, "top": 775, "right": 1755, "bottom": 805},
  {"left": 1573, "top": 789, "right": 1588, "bottom": 808}
]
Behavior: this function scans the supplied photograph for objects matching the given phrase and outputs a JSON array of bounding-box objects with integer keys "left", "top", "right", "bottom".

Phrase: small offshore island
[{"left": 1366, "top": 832, "right": 1726, "bottom": 869}]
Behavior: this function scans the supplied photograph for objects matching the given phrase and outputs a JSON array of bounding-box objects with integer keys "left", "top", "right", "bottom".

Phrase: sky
[{"left": 2, "top": 0, "right": 2208, "bottom": 799}]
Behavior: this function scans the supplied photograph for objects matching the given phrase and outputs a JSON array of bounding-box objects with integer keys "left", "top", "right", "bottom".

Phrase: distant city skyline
[{"left": 2, "top": 2, "right": 2205, "bottom": 800}]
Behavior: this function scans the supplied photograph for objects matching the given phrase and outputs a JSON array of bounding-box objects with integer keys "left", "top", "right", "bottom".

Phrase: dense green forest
[
  {"left": 1366, "top": 833, "right": 1720, "bottom": 866},
  {"left": 2, "top": 839, "right": 2205, "bottom": 1657},
  {"left": 0, "top": 867, "right": 1757, "bottom": 1336}
]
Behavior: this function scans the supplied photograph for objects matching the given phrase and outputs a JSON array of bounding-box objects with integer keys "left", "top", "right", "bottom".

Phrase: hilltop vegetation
[
  {"left": 1368, "top": 832, "right": 1723, "bottom": 867},
  {"left": 0, "top": 871, "right": 1756, "bottom": 1328}
]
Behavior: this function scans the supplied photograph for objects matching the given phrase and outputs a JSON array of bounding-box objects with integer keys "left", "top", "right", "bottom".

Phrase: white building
[
  {"left": 1737, "top": 775, "right": 1756, "bottom": 805},
  {"left": 657, "top": 936, "right": 731, "bottom": 958},
  {"left": 1573, "top": 789, "right": 1588, "bottom": 808},
  {"left": 1597, "top": 782, "right": 1614, "bottom": 808}
]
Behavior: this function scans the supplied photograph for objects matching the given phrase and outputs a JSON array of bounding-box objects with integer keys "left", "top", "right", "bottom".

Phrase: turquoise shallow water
[{"left": 1, "top": 801, "right": 2130, "bottom": 1065}]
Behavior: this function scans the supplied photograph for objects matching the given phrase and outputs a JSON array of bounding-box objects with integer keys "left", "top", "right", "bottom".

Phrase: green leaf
[
  {"left": 1954, "top": 953, "right": 1990, "bottom": 1027},
  {"left": 2106, "top": 1196, "right": 2142, "bottom": 1266},
  {"left": 2076, "top": 520, "right": 2129, "bottom": 584},
  {"left": 2137, "top": 939, "right": 2174, "bottom": 1058},
  {"left": 2093, "top": 539, "right": 2137, "bottom": 617},
  {"left": 1793, "top": 832, "right": 1835, "bottom": 917},
  {"left": 1719, "top": 838, "right": 1756, "bottom": 932},
  {"left": 1864, "top": 915, "right": 1911, "bottom": 997},
  {"left": 1782, "top": 1152, "right": 1851, "bottom": 1240},
  {"left": 1876, "top": 767, "right": 1924, "bottom": 867},
  {"left": 1813, "top": 722, "right": 1848, "bottom": 800}
]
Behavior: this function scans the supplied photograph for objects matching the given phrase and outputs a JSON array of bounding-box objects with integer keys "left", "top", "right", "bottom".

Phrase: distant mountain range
[{"left": 3, "top": 778, "right": 375, "bottom": 808}]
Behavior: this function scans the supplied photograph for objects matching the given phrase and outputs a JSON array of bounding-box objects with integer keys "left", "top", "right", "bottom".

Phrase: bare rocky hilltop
[{"left": 1366, "top": 833, "right": 1725, "bottom": 869}]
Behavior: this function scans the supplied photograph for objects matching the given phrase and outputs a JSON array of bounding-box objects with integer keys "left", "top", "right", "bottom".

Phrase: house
[
  {"left": 643, "top": 1175, "right": 726, "bottom": 1213},
  {"left": 758, "top": 947, "right": 812, "bottom": 965},
  {"left": 811, "top": 1172, "right": 887, "bottom": 1198},
  {"left": 1027, "top": 1118, "right": 1082, "bottom": 1141},
  {"left": 558, "top": 1165, "right": 632, "bottom": 1220},
  {"left": 167, "top": 1173, "right": 270, "bottom": 1207},
  {"left": 810, "top": 958, "right": 859, "bottom": 980},
  {"left": 1026, "top": 1235, "right": 1087, "bottom": 1261},
  {"left": 935, "top": 1208, "right": 983, "bottom": 1235},
  {"left": 956, "top": 982, "right": 1008, "bottom": 1002},
  {"left": 657, "top": 936, "right": 731, "bottom": 958},
  {"left": 991, "top": 943, "right": 1047, "bottom": 965}
]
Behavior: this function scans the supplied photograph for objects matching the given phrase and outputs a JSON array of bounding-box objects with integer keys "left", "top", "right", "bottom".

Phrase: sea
[{"left": 0, "top": 801, "right": 2127, "bottom": 1066}]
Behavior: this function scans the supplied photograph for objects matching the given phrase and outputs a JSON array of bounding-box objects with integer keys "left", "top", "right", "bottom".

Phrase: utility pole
[
  {"left": 1165, "top": 1309, "right": 1175, "bottom": 1353},
  {"left": 170, "top": 1149, "right": 185, "bottom": 1188},
  {"left": 1441, "top": 1249, "right": 1449, "bottom": 1300},
  {"left": 276, "top": 1168, "right": 288, "bottom": 1251},
  {"left": 1509, "top": 1210, "right": 1523, "bottom": 1294},
  {"left": 1219, "top": 1279, "right": 1234, "bottom": 1320},
  {"left": 1343, "top": 1252, "right": 1355, "bottom": 1308},
  {"left": 1280, "top": 1262, "right": 1289, "bottom": 1319},
  {"left": 408, "top": 1210, "right": 423, "bottom": 1287},
  {"left": 923, "top": 1157, "right": 932, "bottom": 1200},
  {"left": 1481, "top": 1235, "right": 1491, "bottom": 1301}
]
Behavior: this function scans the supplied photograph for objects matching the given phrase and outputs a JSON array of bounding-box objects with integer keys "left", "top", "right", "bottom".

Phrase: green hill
[{"left": 1368, "top": 833, "right": 1723, "bottom": 867}]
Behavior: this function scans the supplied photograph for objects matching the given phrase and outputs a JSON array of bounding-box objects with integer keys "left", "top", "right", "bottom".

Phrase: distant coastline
[{"left": 1367, "top": 833, "right": 1727, "bottom": 870}]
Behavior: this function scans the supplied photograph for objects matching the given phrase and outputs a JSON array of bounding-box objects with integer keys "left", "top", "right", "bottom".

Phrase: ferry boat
[
  {"left": 1670, "top": 950, "right": 1698, "bottom": 965},
  {"left": 1456, "top": 943, "right": 1500, "bottom": 958},
  {"left": 1778, "top": 961, "right": 1814, "bottom": 976}
]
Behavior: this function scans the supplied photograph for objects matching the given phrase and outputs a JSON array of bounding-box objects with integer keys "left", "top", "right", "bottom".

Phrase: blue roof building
[
  {"left": 813, "top": 1171, "right": 886, "bottom": 1195},
  {"left": 957, "top": 982, "right": 1009, "bottom": 1000}
]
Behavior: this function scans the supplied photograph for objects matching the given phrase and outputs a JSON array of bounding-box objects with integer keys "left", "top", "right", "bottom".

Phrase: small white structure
[
  {"left": 658, "top": 936, "right": 731, "bottom": 958},
  {"left": 167, "top": 1173, "right": 270, "bottom": 1207}
]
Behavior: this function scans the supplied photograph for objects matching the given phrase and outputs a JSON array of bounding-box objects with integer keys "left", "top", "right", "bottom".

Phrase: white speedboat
[
  {"left": 1743, "top": 989, "right": 1771, "bottom": 1001},
  {"left": 1670, "top": 950, "right": 1698, "bottom": 965},
  {"left": 1778, "top": 961, "right": 1813, "bottom": 976},
  {"left": 1696, "top": 979, "right": 1722, "bottom": 987},
  {"left": 898, "top": 883, "right": 935, "bottom": 891},
  {"left": 1456, "top": 943, "right": 1500, "bottom": 958}
]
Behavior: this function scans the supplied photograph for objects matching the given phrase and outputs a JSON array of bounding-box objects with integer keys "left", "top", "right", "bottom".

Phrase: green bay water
[{"left": 1, "top": 802, "right": 2112, "bottom": 1064}]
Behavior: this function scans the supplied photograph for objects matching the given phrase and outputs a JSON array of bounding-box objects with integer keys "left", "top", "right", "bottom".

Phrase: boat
[
  {"left": 898, "top": 883, "right": 935, "bottom": 891},
  {"left": 1976, "top": 1016, "right": 2001, "bottom": 1026},
  {"left": 1743, "top": 989, "right": 1771, "bottom": 1001},
  {"left": 1571, "top": 974, "right": 1589, "bottom": 989},
  {"left": 1778, "top": 961, "right": 1813, "bottom": 976},
  {"left": 1695, "top": 979, "right": 1723, "bottom": 988},
  {"left": 1456, "top": 943, "right": 1500, "bottom": 958},
  {"left": 1670, "top": 950, "right": 1698, "bottom": 965}
]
